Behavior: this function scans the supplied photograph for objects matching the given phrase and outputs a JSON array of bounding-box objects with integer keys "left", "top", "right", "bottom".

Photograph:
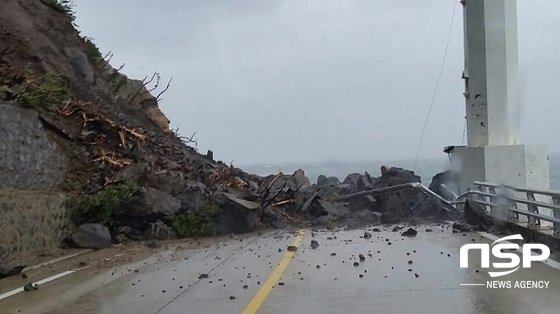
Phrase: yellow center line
[{"left": 243, "top": 230, "right": 307, "bottom": 314}]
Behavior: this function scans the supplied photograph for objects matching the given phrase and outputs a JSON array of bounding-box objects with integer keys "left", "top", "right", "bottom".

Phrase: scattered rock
[
  {"left": 23, "top": 283, "right": 38, "bottom": 292},
  {"left": 198, "top": 274, "right": 209, "bottom": 279},
  {"left": 310, "top": 240, "right": 319, "bottom": 249},
  {"left": 287, "top": 246, "right": 298, "bottom": 252},
  {"left": 363, "top": 231, "right": 372, "bottom": 239},
  {"left": 359, "top": 254, "right": 365, "bottom": 262},
  {"left": 452, "top": 222, "right": 477, "bottom": 232},
  {"left": 401, "top": 228, "right": 418, "bottom": 237},
  {"left": 70, "top": 223, "right": 111, "bottom": 249},
  {"left": 353, "top": 261, "right": 359, "bottom": 267}
]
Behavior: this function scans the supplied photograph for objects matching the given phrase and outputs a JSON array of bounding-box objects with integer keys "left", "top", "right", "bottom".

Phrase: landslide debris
[{"left": 0, "top": 0, "right": 457, "bottom": 275}]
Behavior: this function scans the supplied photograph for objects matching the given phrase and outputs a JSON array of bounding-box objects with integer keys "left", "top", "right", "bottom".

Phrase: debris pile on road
[{"left": 258, "top": 166, "right": 455, "bottom": 230}]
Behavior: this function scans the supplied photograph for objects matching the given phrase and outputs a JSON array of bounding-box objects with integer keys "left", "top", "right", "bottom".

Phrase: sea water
[{"left": 241, "top": 154, "right": 560, "bottom": 190}]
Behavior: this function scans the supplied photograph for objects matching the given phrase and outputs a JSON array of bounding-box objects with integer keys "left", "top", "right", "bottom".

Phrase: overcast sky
[{"left": 73, "top": 0, "right": 560, "bottom": 164}]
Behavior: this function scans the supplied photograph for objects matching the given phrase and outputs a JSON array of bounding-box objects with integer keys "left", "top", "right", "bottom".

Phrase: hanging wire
[{"left": 413, "top": 0, "right": 459, "bottom": 171}]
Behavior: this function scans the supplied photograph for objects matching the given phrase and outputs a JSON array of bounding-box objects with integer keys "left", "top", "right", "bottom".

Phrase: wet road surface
[{"left": 2, "top": 224, "right": 560, "bottom": 314}]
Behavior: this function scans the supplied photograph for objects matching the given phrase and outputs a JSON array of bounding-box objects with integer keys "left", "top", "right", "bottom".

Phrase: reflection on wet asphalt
[{"left": 2, "top": 224, "right": 560, "bottom": 314}]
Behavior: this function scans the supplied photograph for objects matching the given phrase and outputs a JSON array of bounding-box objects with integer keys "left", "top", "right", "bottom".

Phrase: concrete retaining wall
[
  {"left": 0, "top": 103, "right": 68, "bottom": 190},
  {"left": 0, "top": 190, "right": 71, "bottom": 266}
]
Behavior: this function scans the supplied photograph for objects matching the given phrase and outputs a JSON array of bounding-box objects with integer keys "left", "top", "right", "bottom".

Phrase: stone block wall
[{"left": 0, "top": 190, "right": 71, "bottom": 266}]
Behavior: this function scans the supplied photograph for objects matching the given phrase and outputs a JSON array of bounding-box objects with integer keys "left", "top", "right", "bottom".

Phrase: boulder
[
  {"left": 212, "top": 193, "right": 260, "bottom": 234},
  {"left": 316, "top": 175, "right": 340, "bottom": 188},
  {"left": 113, "top": 162, "right": 148, "bottom": 183},
  {"left": 302, "top": 194, "right": 349, "bottom": 219},
  {"left": 371, "top": 167, "right": 422, "bottom": 218},
  {"left": 429, "top": 171, "right": 458, "bottom": 201},
  {"left": 70, "top": 223, "right": 111, "bottom": 249},
  {"left": 464, "top": 199, "right": 494, "bottom": 227},
  {"left": 261, "top": 206, "right": 288, "bottom": 229},
  {"left": 316, "top": 175, "right": 327, "bottom": 186},
  {"left": 176, "top": 185, "right": 208, "bottom": 214},
  {"left": 0, "top": 265, "right": 25, "bottom": 279},
  {"left": 347, "top": 195, "right": 376, "bottom": 212},
  {"left": 319, "top": 200, "right": 350, "bottom": 218},
  {"left": 292, "top": 169, "right": 311, "bottom": 189},
  {"left": 356, "top": 172, "right": 376, "bottom": 190},
  {"left": 145, "top": 171, "right": 184, "bottom": 195},
  {"left": 301, "top": 193, "right": 322, "bottom": 216},
  {"left": 247, "top": 180, "right": 261, "bottom": 200},
  {"left": 260, "top": 174, "right": 296, "bottom": 198},
  {"left": 121, "top": 187, "right": 181, "bottom": 217},
  {"left": 343, "top": 173, "right": 362, "bottom": 186},
  {"left": 373, "top": 167, "right": 419, "bottom": 187}
]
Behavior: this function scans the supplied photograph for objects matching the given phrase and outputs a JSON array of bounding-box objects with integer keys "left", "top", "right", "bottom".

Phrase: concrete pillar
[
  {"left": 462, "top": 0, "right": 520, "bottom": 147},
  {"left": 450, "top": 0, "right": 549, "bottom": 195}
]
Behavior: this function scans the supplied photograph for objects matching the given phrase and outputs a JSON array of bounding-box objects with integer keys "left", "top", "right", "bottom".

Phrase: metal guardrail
[
  {"left": 456, "top": 181, "right": 560, "bottom": 236},
  {"left": 337, "top": 180, "right": 560, "bottom": 237},
  {"left": 335, "top": 182, "right": 458, "bottom": 214}
]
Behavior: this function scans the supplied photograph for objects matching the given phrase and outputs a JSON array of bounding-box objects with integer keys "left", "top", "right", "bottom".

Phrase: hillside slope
[
  {"left": 0, "top": 0, "right": 447, "bottom": 273},
  {"left": 0, "top": 0, "right": 270, "bottom": 264}
]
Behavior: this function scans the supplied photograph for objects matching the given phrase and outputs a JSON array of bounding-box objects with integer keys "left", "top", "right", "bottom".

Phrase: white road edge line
[
  {"left": 477, "top": 231, "right": 560, "bottom": 271},
  {"left": 0, "top": 270, "right": 75, "bottom": 301}
]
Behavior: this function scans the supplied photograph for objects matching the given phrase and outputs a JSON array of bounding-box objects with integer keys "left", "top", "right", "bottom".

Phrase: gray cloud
[{"left": 74, "top": 0, "right": 560, "bottom": 164}]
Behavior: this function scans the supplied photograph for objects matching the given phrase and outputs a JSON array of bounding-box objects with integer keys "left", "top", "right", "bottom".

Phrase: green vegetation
[
  {"left": 166, "top": 207, "right": 217, "bottom": 238},
  {"left": 67, "top": 182, "right": 139, "bottom": 225},
  {"left": 82, "top": 37, "right": 102, "bottom": 62},
  {"left": 16, "top": 68, "right": 72, "bottom": 110},
  {"left": 42, "top": 0, "right": 76, "bottom": 21}
]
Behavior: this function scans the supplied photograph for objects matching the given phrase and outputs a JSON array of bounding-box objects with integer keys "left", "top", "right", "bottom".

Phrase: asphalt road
[{"left": 2, "top": 224, "right": 560, "bottom": 314}]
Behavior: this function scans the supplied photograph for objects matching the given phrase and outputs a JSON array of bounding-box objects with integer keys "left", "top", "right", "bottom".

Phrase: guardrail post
[
  {"left": 483, "top": 186, "right": 492, "bottom": 214},
  {"left": 553, "top": 196, "right": 560, "bottom": 237},
  {"left": 526, "top": 192, "right": 539, "bottom": 227}
]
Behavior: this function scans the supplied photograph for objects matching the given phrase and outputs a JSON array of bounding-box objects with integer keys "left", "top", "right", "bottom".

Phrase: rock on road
[{"left": 2, "top": 225, "right": 560, "bottom": 314}]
